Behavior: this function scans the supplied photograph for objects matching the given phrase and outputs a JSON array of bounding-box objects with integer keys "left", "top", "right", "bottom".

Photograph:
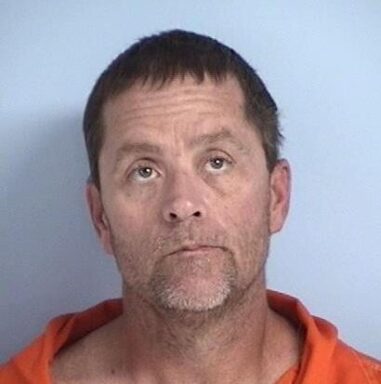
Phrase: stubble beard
[
  {"left": 148, "top": 248, "right": 238, "bottom": 313},
  {"left": 110, "top": 221, "right": 270, "bottom": 321},
  {"left": 111, "top": 201, "right": 270, "bottom": 317}
]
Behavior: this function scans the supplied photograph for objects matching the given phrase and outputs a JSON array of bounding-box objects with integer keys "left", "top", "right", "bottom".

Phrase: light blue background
[{"left": 1, "top": 1, "right": 380, "bottom": 362}]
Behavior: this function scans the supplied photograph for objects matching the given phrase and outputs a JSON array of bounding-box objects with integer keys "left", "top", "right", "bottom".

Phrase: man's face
[{"left": 87, "top": 75, "right": 290, "bottom": 313}]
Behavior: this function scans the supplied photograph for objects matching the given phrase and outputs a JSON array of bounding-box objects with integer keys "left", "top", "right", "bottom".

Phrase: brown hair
[{"left": 83, "top": 29, "right": 282, "bottom": 188}]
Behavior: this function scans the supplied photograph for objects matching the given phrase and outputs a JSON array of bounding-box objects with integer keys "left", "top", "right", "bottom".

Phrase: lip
[{"left": 169, "top": 245, "right": 216, "bottom": 255}]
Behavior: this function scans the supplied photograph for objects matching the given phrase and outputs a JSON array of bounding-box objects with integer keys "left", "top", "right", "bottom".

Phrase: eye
[
  {"left": 129, "top": 165, "right": 159, "bottom": 183},
  {"left": 205, "top": 156, "right": 232, "bottom": 173}
]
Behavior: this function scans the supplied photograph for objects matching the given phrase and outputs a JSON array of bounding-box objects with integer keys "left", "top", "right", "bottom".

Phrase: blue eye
[
  {"left": 205, "top": 157, "right": 232, "bottom": 173},
  {"left": 130, "top": 165, "right": 159, "bottom": 182},
  {"left": 209, "top": 158, "right": 225, "bottom": 169},
  {"left": 138, "top": 167, "right": 153, "bottom": 178}
]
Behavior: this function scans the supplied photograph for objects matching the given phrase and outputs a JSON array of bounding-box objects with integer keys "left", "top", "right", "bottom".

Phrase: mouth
[{"left": 169, "top": 244, "right": 218, "bottom": 256}]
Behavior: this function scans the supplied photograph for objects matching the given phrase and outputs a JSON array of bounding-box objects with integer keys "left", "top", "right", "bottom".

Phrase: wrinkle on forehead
[
  {"left": 103, "top": 75, "right": 246, "bottom": 129},
  {"left": 99, "top": 76, "right": 268, "bottom": 191},
  {"left": 99, "top": 75, "right": 265, "bottom": 176}
]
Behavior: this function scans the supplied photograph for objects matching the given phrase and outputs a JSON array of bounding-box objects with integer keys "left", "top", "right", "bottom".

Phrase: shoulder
[
  {"left": 332, "top": 340, "right": 381, "bottom": 382},
  {"left": 348, "top": 347, "right": 381, "bottom": 382},
  {"left": 51, "top": 316, "right": 122, "bottom": 384},
  {"left": 267, "top": 291, "right": 381, "bottom": 383},
  {"left": 50, "top": 339, "right": 90, "bottom": 384},
  {"left": 1, "top": 300, "right": 123, "bottom": 383}
]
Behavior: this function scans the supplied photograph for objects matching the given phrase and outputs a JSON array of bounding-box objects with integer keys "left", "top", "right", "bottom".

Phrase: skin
[{"left": 52, "top": 75, "right": 297, "bottom": 384}]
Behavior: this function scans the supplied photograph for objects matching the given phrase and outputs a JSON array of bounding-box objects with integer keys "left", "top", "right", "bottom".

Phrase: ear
[
  {"left": 269, "top": 159, "right": 291, "bottom": 234},
  {"left": 86, "top": 183, "right": 113, "bottom": 255}
]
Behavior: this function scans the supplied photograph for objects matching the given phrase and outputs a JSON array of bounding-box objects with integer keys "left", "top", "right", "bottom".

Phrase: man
[{"left": 1, "top": 30, "right": 380, "bottom": 383}]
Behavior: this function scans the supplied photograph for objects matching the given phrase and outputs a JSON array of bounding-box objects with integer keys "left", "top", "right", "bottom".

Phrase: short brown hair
[{"left": 83, "top": 29, "right": 282, "bottom": 188}]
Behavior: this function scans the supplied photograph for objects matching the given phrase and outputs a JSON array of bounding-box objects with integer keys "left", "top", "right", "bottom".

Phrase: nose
[{"left": 161, "top": 171, "right": 206, "bottom": 223}]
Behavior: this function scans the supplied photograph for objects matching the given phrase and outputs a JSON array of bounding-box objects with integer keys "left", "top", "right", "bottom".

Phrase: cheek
[
  {"left": 222, "top": 179, "right": 270, "bottom": 228},
  {"left": 108, "top": 217, "right": 157, "bottom": 288},
  {"left": 219, "top": 183, "right": 271, "bottom": 272},
  {"left": 104, "top": 185, "right": 153, "bottom": 229},
  {"left": 103, "top": 194, "right": 157, "bottom": 272}
]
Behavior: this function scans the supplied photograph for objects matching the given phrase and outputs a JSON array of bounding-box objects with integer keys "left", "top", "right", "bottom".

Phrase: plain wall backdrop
[{"left": 1, "top": 1, "right": 380, "bottom": 362}]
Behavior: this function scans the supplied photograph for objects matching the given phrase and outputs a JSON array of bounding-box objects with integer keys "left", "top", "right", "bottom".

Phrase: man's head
[
  {"left": 84, "top": 30, "right": 290, "bottom": 315},
  {"left": 83, "top": 29, "right": 282, "bottom": 189}
]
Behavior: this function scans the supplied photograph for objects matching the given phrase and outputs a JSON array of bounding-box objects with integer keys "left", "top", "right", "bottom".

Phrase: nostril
[{"left": 167, "top": 210, "right": 202, "bottom": 221}]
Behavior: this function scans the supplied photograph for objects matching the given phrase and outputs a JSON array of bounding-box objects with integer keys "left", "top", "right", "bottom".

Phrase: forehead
[
  {"left": 106, "top": 75, "right": 245, "bottom": 122},
  {"left": 101, "top": 75, "right": 257, "bottom": 152},
  {"left": 109, "top": 74, "right": 244, "bottom": 107}
]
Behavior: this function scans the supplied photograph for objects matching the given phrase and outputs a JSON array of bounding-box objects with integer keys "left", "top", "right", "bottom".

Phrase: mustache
[{"left": 151, "top": 228, "right": 230, "bottom": 256}]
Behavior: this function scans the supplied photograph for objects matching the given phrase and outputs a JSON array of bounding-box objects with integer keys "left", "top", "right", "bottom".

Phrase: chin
[
  {"left": 153, "top": 277, "right": 233, "bottom": 313},
  {"left": 148, "top": 249, "right": 238, "bottom": 313}
]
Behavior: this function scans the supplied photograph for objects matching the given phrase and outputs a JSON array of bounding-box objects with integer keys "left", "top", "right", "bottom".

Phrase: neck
[{"left": 109, "top": 277, "right": 300, "bottom": 384}]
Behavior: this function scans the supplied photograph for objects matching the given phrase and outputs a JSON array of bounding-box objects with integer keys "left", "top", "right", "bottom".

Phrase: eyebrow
[
  {"left": 188, "top": 128, "right": 248, "bottom": 153},
  {"left": 113, "top": 142, "right": 163, "bottom": 173},
  {"left": 113, "top": 128, "right": 248, "bottom": 172}
]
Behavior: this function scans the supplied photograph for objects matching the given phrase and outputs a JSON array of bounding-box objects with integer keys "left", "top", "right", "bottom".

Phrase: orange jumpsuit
[{"left": 1, "top": 291, "right": 380, "bottom": 383}]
